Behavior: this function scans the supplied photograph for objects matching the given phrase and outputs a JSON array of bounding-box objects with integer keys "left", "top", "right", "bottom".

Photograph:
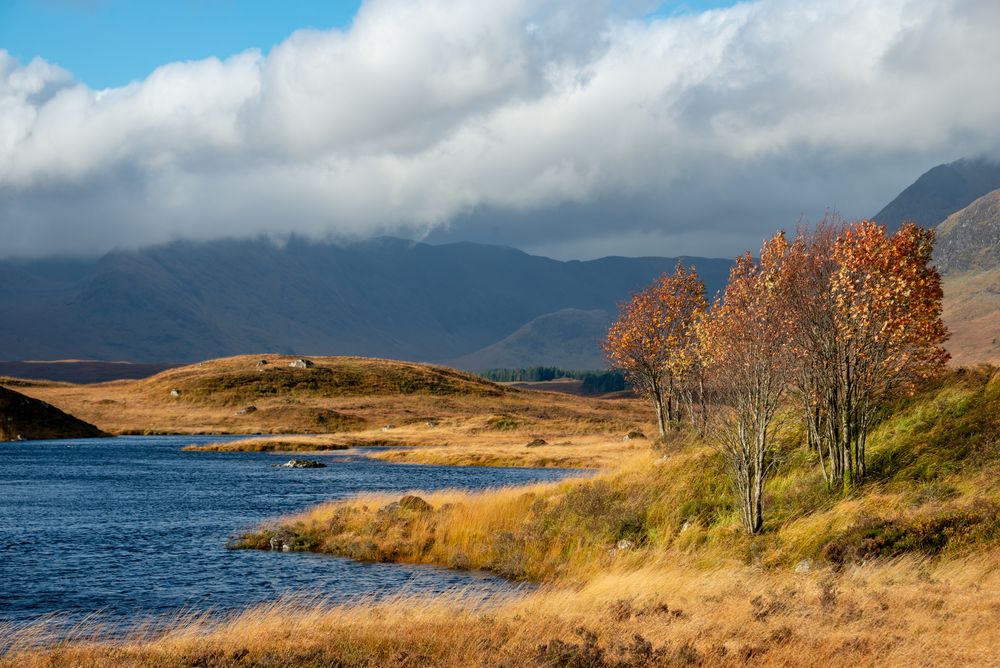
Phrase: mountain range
[
  {"left": 0, "top": 238, "right": 731, "bottom": 370},
  {"left": 1, "top": 155, "right": 998, "bottom": 374}
]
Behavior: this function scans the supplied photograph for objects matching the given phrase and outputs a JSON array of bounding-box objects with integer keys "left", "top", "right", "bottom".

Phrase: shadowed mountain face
[
  {"left": 0, "top": 238, "right": 732, "bottom": 366},
  {"left": 873, "top": 157, "right": 1000, "bottom": 231},
  {"left": 448, "top": 308, "right": 613, "bottom": 370},
  {"left": 0, "top": 385, "right": 106, "bottom": 441}
]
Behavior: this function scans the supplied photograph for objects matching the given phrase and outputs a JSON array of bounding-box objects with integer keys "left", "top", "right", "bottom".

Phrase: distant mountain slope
[
  {"left": 0, "top": 360, "right": 179, "bottom": 384},
  {"left": 873, "top": 157, "right": 1000, "bottom": 231},
  {"left": 449, "top": 309, "right": 612, "bottom": 370},
  {"left": 0, "top": 385, "right": 106, "bottom": 441},
  {"left": 0, "top": 238, "right": 732, "bottom": 365},
  {"left": 934, "top": 188, "right": 1000, "bottom": 366},
  {"left": 935, "top": 189, "right": 1000, "bottom": 274}
]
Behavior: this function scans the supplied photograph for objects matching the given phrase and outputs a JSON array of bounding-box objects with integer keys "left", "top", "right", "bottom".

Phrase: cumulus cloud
[{"left": 1, "top": 0, "right": 999, "bottom": 258}]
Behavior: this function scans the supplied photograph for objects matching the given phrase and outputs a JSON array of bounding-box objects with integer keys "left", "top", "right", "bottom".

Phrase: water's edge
[{"left": 0, "top": 435, "right": 574, "bottom": 630}]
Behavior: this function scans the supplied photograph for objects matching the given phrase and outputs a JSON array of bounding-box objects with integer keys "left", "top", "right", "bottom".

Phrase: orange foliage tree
[
  {"left": 778, "top": 220, "right": 949, "bottom": 490},
  {"left": 698, "top": 236, "right": 793, "bottom": 534},
  {"left": 604, "top": 263, "right": 707, "bottom": 436},
  {"left": 828, "top": 221, "right": 949, "bottom": 486}
]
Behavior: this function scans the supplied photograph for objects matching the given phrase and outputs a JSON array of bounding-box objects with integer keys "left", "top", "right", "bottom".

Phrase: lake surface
[{"left": 0, "top": 436, "right": 576, "bottom": 629}]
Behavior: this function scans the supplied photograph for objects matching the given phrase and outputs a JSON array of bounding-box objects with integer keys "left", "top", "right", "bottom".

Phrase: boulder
[
  {"left": 616, "top": 539, "right": 636, "bottom": 550},
  {"left": 288, "top": 358, "right": 314, "bottom": 369},
  {"left": 623, "top": 430, "right": 646, "bottom": 441},
  {"left": 399, "top": 495, "right": 432, "bottom": 512},
  {"left": 236, "top": 405, "right": 257, "bottom": 415},
  {"left": 794, "top": 559, "right": 813, "bottom": 573},
  {"left": 274, "top": 459, "right": 327, "bottom": 469},
  {"left": 526, "top": 438, "right": 547, "bottom": 448},
  {"left": 381, "top": 424, "right": 395, "bottom": 431},
  {"left": 169, "top": 389, "right": 181, "bottom": 397}
]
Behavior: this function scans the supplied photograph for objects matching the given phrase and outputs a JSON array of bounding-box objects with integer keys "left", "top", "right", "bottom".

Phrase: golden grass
[
  {"left": 230, "top": 368, "right": 1000, "bottom": 583},
  {"left": 186, "top": 429, "right": 647, "bottom": 468},
  {"left": 5, "top": 554, "right": 1000, "bottom": 666},
  {"left": 9, "top": 356, "right": 652, "bottom": 453}
]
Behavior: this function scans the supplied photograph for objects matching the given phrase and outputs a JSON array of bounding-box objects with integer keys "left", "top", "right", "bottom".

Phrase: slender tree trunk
[
  {"left": 651, "top": 382, "right": 667, "bottom": 437},
  {"left": 698, "top": 373, "right": 708, "bottom": 435}
]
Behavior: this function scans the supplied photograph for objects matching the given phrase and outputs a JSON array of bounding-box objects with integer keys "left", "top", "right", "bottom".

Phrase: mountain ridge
[{"left": 0, "top": 237, "right": 732, "bottom": 366}]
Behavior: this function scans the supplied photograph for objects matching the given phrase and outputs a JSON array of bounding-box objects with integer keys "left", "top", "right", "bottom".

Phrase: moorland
[{"left": 2, "top": 352, "right": 999, "bottom": 666}]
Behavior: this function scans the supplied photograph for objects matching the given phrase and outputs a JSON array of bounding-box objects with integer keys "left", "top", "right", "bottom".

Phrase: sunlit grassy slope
[
  {"left": 9, "top": 354, "right": 650, "bottom": 440},
  {"left": 234, "top": 367, "right": 1000, "bottom": 581}
]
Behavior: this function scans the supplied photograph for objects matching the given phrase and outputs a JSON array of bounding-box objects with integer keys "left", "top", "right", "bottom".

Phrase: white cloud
[{"left": 1, "top": 0, "right": 999, "bottom": 258}]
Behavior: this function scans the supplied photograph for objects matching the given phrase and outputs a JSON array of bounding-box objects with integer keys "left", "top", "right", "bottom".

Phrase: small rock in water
[
  {"left": 525, "top": 438, "right": 547, "bottom": 448},
  {"left": 399, "top": 495, "right": 432, "bottom": 512},
  {"left": 274, "top": 459, "right": 326, "bottom": 469}
]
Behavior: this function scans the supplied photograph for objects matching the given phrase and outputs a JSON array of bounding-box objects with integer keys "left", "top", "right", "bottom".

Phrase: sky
[{"left": 1, "top": 0, "right": 999, "bottom": 260}]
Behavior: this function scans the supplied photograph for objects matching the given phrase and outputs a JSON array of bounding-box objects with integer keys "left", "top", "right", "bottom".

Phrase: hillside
[
  {"left": 0, "top": 385, "right": 106, "bottom": 441},
  {"left": 131, "top": 354, "right": 506, "bottom": 404},
  {"left": 0, "top": 237, "right": 732, "bottom": 366},
  {"left": 11, "top": 354, "right": 649, "bottom": 437},
  {"left": 448, "top": 308, "right": 612, "bottom": 370},
  {"left": 873, "top": 156, "right": 1000, "bottom": 231},
  {"left": 935, "top": 189, "right": 1000, "bottom": 366},
  {"left": 936, "top": 189, "right": 1000, "bottom": 274},
  {"left": 235, "top": 367, "right": 1000, "bottom": 575}
]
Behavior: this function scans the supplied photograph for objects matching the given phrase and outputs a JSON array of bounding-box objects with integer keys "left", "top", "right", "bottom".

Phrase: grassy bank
[
  {"left": 4, "top": 555, "right": 999, "bottom": 667},
  {"left": 182, "top": 416, "right": 650, "bottom": 467},
  {"left": 232, "top": 367, "right": 1000, "bottom": 581}
]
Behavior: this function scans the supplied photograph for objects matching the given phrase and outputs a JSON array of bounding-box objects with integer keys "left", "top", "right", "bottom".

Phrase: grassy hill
[
  {"left": 131, "top": 354, "right": 507, "bottom": 404},
  {"left": 10, "top": 354, "right": 648, "bottom": 439},
  {"left": 0, "top": 385, "right": 106, "bottom": 441}
]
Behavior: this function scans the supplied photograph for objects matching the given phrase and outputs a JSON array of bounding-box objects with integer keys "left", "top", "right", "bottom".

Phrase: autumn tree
[
  {"left": 778, "top": 220, "right": 949, "bottom": 490},
  {"left": 776, "top": 221, "right": 844, "bottom": 489},
  {"left": 829, "top": 221, "right": 949, "bottom": 485},
  {"left": 604, "top": 263, "right": 707, "bottom": 436},
  {"left": 699, "top": 236, "right": 792, "bottom": 534}
]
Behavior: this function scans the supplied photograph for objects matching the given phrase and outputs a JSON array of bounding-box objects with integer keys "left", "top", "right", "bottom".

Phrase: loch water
[{"left": 0, "top": 436, "right": 576, "bottom": 628}]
